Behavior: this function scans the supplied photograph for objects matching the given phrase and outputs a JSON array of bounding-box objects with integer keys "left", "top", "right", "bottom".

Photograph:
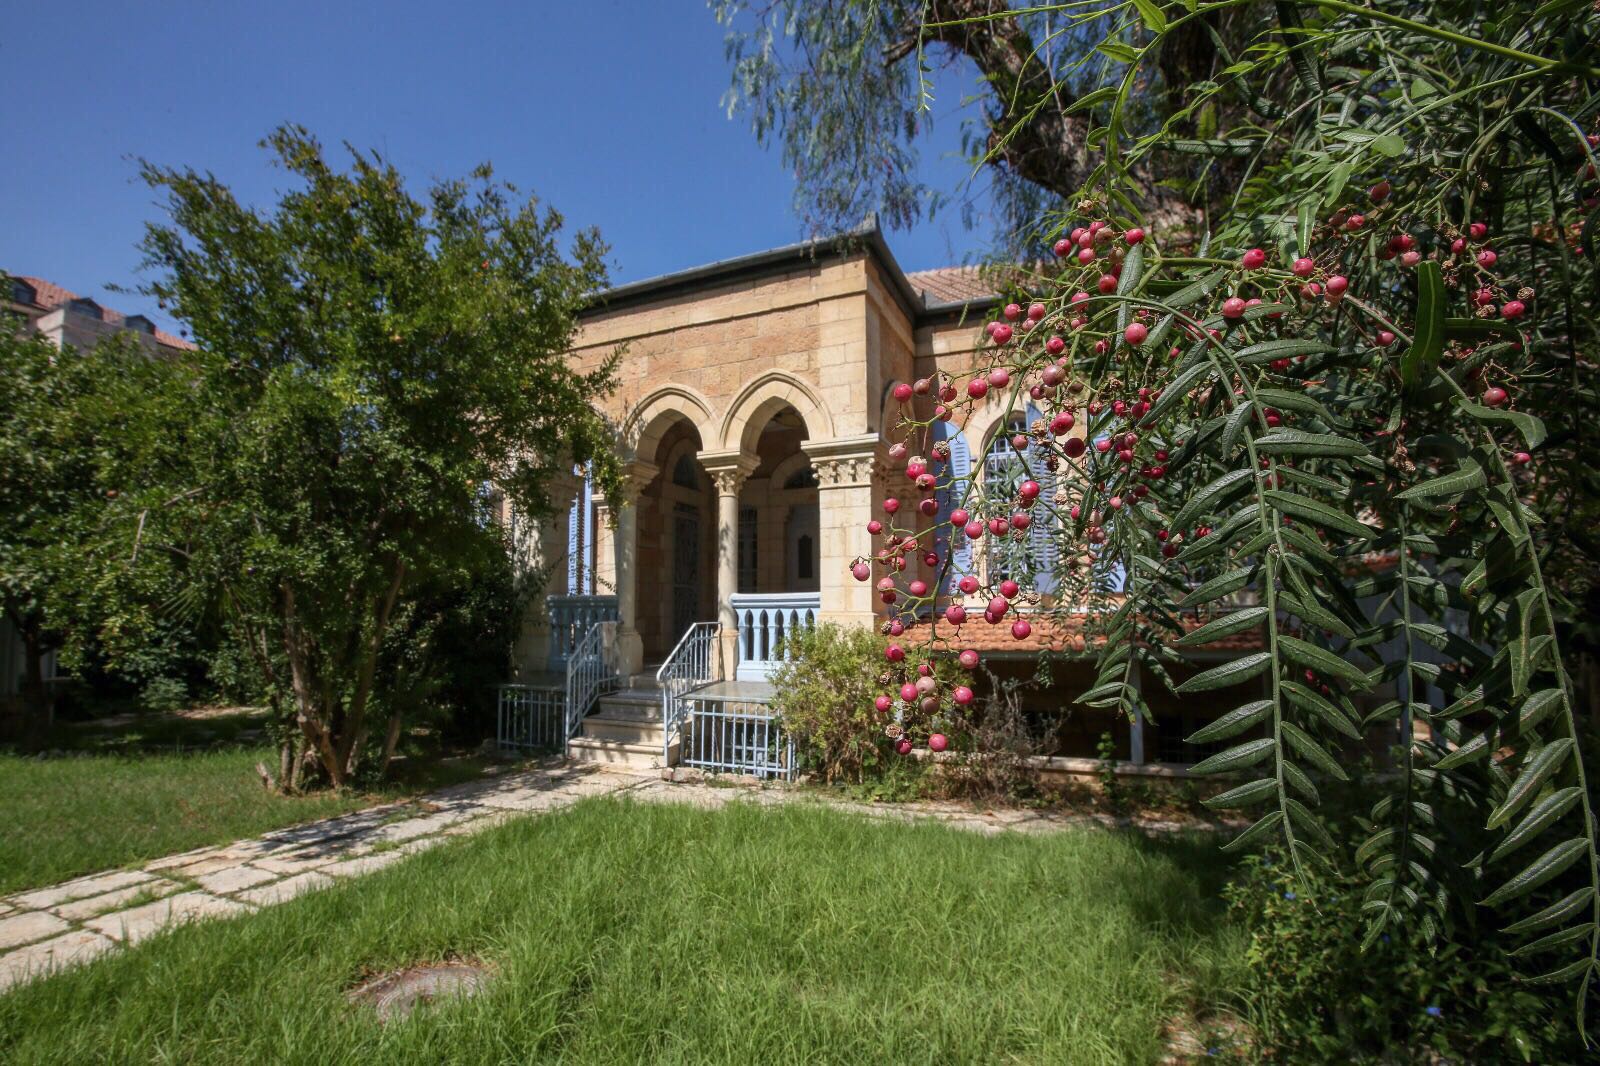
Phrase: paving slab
[
  {"left": 0, "top": 911, "right": 72, "bottom": 951},
  {"left": 55, "top": 880, "right": 183, "bottom": 922},
  {"left": 85, "top": 891, "right": 254, "bottom": 945},
  {"left": 441, "top": 812, "right": 508, "bottom": 836},
  {"left": 248, "top": 849, "right": 340, "bottom": 875},
  {"left": 145, "top": 846, "right": 228, "bottom": 873},
  {"left": 236, "top": 871, "right": 333, "bottom": 907},
  {"left": 194, "top": 865, "right": 280, "bottom": 895},
  {"left": 161, "top": 854, "right": 252, "bottom": 878},
  {"left": 0, "top": 930, "right": 115, "bottom": 992},
  {"left": 11, "top": 869, "right": 156, "bottom": 911},
  {"left": 323, "top": 851, "right": 405, "bottom": 878}
]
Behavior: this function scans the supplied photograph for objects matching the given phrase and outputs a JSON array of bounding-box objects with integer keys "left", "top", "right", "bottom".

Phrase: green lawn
[
  {"left": 0, "top": 709, "right": 490, "bottom": 895},
  {"left": 0, "top": 797, "right": 1245, "bottom": 1064}
]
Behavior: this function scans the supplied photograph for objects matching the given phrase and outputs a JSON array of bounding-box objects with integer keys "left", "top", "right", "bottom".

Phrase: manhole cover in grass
[{"left": 347, "top": 959, "right": 491, "bottom": 1022}]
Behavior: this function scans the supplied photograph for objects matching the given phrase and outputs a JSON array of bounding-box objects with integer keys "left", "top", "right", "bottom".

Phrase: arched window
[{"left": 796, "top": 534, "right": 814, "bottom": 580}]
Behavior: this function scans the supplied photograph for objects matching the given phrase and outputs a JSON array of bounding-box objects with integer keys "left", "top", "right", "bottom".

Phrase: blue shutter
[
  {"left": 1025, "top": 403, "right": 1058, "bottom": 594},
  {"left": 580, "top": 466, "right": 594, "bottom": 594},
  {"left": 933, "top": 423, "right": 974, "bottom": 595},
  {"left": 566, "top": 492, "right": 580, "bottom": 595}
]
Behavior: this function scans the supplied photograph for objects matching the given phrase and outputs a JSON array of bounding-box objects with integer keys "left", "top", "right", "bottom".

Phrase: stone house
[{"left": 507, "top": 223, "right": 1262, "bottom": 773}]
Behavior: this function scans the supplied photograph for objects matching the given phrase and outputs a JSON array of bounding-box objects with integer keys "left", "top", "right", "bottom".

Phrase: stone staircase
[{"left": 567, "top": 671, "right": 675, "bottom": 771}]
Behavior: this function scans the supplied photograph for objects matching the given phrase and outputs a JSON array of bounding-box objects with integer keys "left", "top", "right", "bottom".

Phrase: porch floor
[{"left": 677, "top": 680, "right": 775, "bottom": 704}]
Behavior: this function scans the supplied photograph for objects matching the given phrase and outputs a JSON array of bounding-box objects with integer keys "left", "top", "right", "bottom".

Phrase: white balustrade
[{"left": 730, "top": 592, "right": 820, "bottom": 681}]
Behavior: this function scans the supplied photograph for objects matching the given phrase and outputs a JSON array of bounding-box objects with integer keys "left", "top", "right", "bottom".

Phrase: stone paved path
[{"left": 0, "top": 760, "right": 1217, "bottom": 994}]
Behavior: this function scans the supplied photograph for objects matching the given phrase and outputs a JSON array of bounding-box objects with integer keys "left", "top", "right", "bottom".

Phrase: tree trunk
[
  {"left": 18, "top": 618, "right": 52, "bottom": 727},
  {"left": 378, "top": 711, "right": 404, "bottom": 779},
  {"left": 280, "top": 585, "right": 346, "bottom": 788},
  {"left": 333, "top": 561, "right": 407, "bottom": 782},
  {"left": 893, "top": 0, "right": 1199, "bottom": 229}
]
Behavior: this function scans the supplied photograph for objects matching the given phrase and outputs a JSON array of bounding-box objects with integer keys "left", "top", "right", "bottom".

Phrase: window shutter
[
  {"left": 566, "top": 492, "right": 581, "bottom": 595},
  {"left": 933, "top": 423, "right": 974, "bottom": 595},
  {"left": 1025, "top": 403, "right": 1058, "bottom": 594},
  {"left": 581, "top": 466, "right": 595, "bottom": 594}
]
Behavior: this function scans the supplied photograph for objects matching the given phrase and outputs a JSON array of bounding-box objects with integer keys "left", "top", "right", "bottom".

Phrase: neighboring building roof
[
  {"left": 583, "top": 216, "right": 1003, "bottom": 323},
  {"left": 904, "top": 266, "right": 997, "bottom": 307},
  {"left": 9, "top": 274, "right": 195, "bottom": 350}
]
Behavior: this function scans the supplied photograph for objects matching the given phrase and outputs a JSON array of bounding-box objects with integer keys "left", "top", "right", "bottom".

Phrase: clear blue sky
[{"left": 1, "top": 1, "right": 993, "bottom": 335}]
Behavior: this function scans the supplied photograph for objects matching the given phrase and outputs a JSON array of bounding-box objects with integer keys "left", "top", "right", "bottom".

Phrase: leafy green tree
[
  {"left": 0, "top": 325, "right": 92, "bottom": 723},
  {"left": 0, "top": 319, "right": 192, "bottom": 728},
  {"left": 859, "top": 0, "right": 1600, "bottom": 1046},
  {"left": 119, "top": 126, "right": 620, "bottom": 788}
]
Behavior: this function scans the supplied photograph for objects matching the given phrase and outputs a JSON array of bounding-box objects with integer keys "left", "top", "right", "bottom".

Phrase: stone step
[
  {"left": 568, "top": 735, "right": 674, "bottom": 770},
  {"left": 596, "top": 690, "right": 662, "bottom": 721},
  {"left": 603, "top": 687, "right": 662, "bottom": 705},
  {"left": 582, "top": 715, "right": 665, "bottom": 745}
]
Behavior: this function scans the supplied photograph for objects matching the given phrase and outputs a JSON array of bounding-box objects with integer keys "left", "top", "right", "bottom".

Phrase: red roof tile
[
  {"left": 12, "top": 274, "right": 195, "bottom": 351},
  {"left": 894, "top": 611, "right": 1266, "bottom": 655},
  {"left": 905, "top": 266, "right": 999, "bottom": 305}
]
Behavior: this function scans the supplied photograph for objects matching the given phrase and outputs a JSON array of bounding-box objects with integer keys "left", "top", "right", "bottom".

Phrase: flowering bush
[
  {"left": 771, "top": 622, "right": 914, "bottom": 783},
  {"left": 853, "top": 0, "right": 1600, "bottom": 1031}
]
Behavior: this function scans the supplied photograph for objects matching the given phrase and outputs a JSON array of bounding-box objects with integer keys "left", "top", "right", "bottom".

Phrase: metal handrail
[
  {"left": 564, "top": 620, "right": 619, "bottom": 755},
  {"left": 656, "top": 621, "right": 721, "bottom": 766}
]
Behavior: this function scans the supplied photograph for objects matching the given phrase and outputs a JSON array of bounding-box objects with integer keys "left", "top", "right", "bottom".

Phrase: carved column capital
[
  {"left": 803, "top": 434, "right": 885, "bottom": 489},
  {"left": 619, "top": 460, "right": 660, "bottom": 500},
  {"left": 699, "top": 450, "right": 760, "bottom": 498}
]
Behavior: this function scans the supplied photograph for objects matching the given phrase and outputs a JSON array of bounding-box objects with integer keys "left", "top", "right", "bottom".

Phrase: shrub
[
  {"left": 771, "top": 623, "right": 892, "bottom": 784},
  {"left": 1226, "top": 843, "right": 1582, "bottom": 1064},
  {"left": 138, "top": 675, "right": 189, "bottom": 715},
  {"left": 924, "top": 673, "right": 1039, "bottom": 803}
]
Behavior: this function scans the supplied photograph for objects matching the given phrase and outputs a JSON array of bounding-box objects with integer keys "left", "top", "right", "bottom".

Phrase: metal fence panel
[
  {"left": 496, "top": 684, "right": 565, "bottom": 752},
  {"left": 680, "top": 695, "right": 795, "bottom": 780}
]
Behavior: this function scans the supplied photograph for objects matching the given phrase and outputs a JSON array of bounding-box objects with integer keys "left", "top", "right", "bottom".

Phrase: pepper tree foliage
[
  {"left": 857, "top": 0, "right": 1600, "bottom": 1031},
  {"left": 713, "top": 0, "right": 1240, "bottom": 247},
  {"left": 121, "top": 127, "right": 621, "bottom": 788}
]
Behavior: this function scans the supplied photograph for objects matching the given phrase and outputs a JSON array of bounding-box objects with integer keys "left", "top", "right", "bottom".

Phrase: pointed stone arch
[
  {"left": 718, "top": 370, "right": 834, "bottom": 455},
  {"left": 621, "top": 385, "right": 716, "bottom": 464}
]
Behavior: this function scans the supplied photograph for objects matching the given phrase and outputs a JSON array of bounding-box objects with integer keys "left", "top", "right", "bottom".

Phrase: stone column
[
  {"left": 511, "top": 470, "right": 581, "bottom": 680},
  {"left": 804, "top": 434, "right": 884, "bottom": 631},
  {"left": 700, "top": 450, "right": 759, "bottom": 679},
  {"left": 612, "top": 460, "right": 659, "bottom": 678}
]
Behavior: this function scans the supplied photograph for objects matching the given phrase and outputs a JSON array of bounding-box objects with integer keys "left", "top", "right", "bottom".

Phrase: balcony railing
[
  {"left": 731, "top": 592, "right": 819, "bottom": 681},
  {"left": 547, "top": 594, "right": 618, "bottom": 669}
]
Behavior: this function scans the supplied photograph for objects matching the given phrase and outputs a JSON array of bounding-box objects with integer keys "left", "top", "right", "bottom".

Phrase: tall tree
[
  {"left": 0, "top": 325, "right": 92, "bottom": 724},
  {"left": 714, "top": 0, "right": 1228, "bottom": 249},
  {"left": 122, "top": 127, "right": 620, "bottom": 788}
]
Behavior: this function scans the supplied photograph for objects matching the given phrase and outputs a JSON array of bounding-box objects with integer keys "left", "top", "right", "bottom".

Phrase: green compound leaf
[{"left": 1402, "top": 260, "right": 1445, "bottom": 389}]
